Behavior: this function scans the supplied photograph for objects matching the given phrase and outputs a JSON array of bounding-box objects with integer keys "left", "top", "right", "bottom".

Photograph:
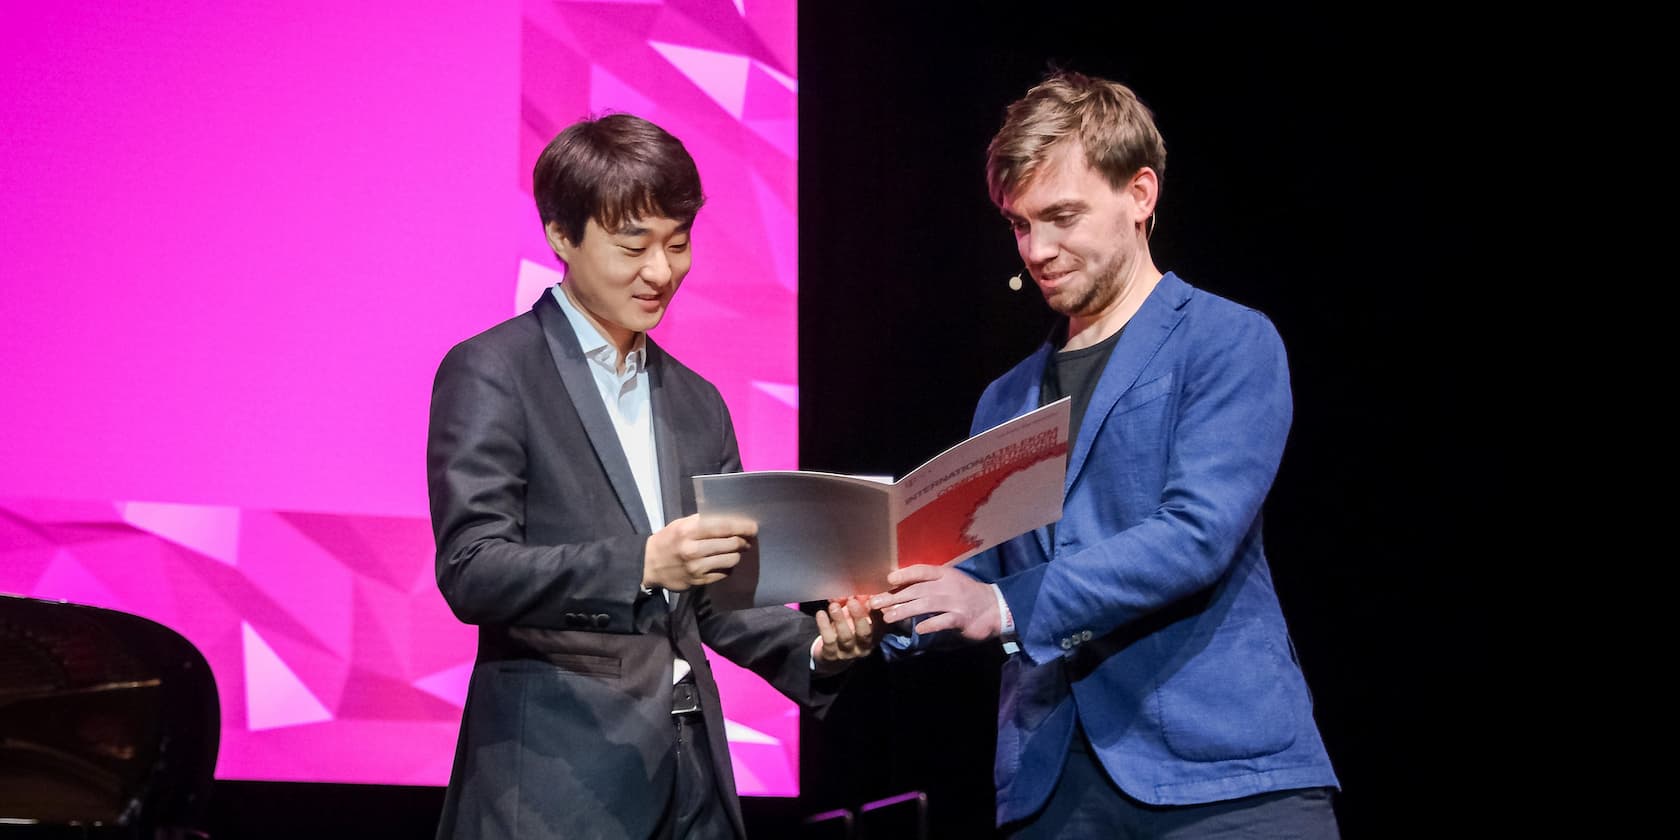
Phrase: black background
[
  {"left": 791, "top": 4, "right": 1521, "bottom": 838},
  {"left": 205, "top": 3, "right": 1526, "bottom": 837}
]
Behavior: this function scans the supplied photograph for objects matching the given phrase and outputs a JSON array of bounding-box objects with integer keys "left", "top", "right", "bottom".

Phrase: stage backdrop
[{"left": 0, "top": 0, "right": 802, "bottom": 793}]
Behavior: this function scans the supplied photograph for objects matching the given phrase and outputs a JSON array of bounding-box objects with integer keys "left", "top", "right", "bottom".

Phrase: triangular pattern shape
[
  {"left": 121, "top": 501, "right": 241, "bottom": 566},
  {"left": 743, "top": 117, "right": 796, "bottom": 160},
  {"left": 242, "top": 622, "right": 334, "bottom": 731},
  {"left": 350, "top": 583, "right": 412, "bottom": 680},
  {"left": 590, "top": 62, "right": 662, "bottom": 119},
  {"left": 31, "top": 548, "right": 122, "bottom": 608},
  {"left": 740, "top": 0, "right": 795, "bottom": 75},
  {"left": 516, "top": 258, "right": 564, "bottom": 316},
  {"left": 335, "top": 668, "right": 462, "bottom": 722},
  {"left": 749, "top": 168, "right": 797, "bottom": 292},
  {"left": 742, "top": 61, "right": 796, "bottom": 120},
  {"left": 730, "top": 758, "right": 764, "bottom": 792},
  {"left": 649, "top": 41, "right": 750, "bottom": 119},
  {"left": 751, "top": 381, "right": 798, "bottom": 409},
  {"left": 278, "top": 511, "right": 435, "bottom": 595},
  {"left": 0, "top": 545, "right": 54, "bottom": 594},
  {"left": 236, "top": 511, "right": 354, "bottom": 660},
  {"left": 0, "top": 498, "right": 124, "bottom": 524},
  {"left": 646, "top": 2, "right": 771, "bottom": 64},
  {"left": 724, "top": 717, "right": 780, "bottom": 746},
  {"left": 413, "top": 661, "right": 475, "bottom": 709}
]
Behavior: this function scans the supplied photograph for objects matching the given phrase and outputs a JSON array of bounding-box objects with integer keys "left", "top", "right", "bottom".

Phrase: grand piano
[{"left": 0, "top": 594, "right": 218, "bottom": 838}]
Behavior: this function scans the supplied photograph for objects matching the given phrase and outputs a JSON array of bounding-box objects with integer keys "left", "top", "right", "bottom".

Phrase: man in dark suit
[
  {"left": 427, "top": 113, "right": 875, "bottom": 839},
  {"left": 869, "top": 72, "right": 1340, "bottom": 837}
]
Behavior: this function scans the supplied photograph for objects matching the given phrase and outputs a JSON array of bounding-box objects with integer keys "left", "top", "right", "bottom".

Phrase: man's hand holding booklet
[{"left": 694, "top": 398, "right": 1071, "bottom": 610}]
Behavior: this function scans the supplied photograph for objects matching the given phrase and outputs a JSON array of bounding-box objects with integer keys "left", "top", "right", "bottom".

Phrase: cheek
[
  {"left": 1066, "top": 236, "right": 1102, "bottom": 266},
  {"left": 670, "top": 253, "right": 694, "bottom": 282}
]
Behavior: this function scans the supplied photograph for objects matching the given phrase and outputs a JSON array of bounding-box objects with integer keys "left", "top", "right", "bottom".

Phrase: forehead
[
  {"left": 1001, "top": 141, "right": 1107, "bottom": 216},
  {"left": 589, "top": 215, "right": 692, "bottom": 237}
]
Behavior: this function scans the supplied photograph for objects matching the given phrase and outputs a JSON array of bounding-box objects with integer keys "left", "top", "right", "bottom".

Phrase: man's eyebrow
[
  {"left": 1001, "top": 200, "right": 1088, "bottom": 223},
  {"left": 612, "top": 221, "right": 692, "bottom": 237},
  {"left": 1034, "top": 200, "right": 1087, "bottom": 218}
]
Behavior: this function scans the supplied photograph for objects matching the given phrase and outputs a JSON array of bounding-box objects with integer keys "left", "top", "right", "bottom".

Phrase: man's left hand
[
  {"left": 813, "top": 596, "right": 880, "bottom": 675},
  {"left": 868, "top": 564, "right": 1000, "bottom": 641}
]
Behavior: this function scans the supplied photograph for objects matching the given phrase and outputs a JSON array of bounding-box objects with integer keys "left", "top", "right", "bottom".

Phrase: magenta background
[{"left": 0, "top": 0, "right": 801, "bottom": 793}]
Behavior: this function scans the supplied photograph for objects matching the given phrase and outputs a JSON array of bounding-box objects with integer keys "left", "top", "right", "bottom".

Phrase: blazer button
[
  {"left": 593, "top": 613, "right": 610, "bottom": 629},
  {"left": 1060, "top": 638, "right": 1073, "bottom": 650},
  {"left": 1080, "top": 630, "right": 1093, "bottom": 641}
]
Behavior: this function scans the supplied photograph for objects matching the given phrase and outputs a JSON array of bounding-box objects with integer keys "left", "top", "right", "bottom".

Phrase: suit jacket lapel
[
  {"left": 647, "top": 341, "right": 689, "bottom": 526},
  {"left": 1008, "top": 344, "right": 1057, "bottom": 559},
  {"left": 1063, "top": 271, "right": 1191, "bottom": 494},
  {"left": 534, "top": 292, "right": 654, "bottom": 534},
  {"left": 648, "top": 341, "right": 700, "bottom": 616}
]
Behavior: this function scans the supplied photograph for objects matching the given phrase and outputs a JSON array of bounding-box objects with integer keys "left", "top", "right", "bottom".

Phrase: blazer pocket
[
  {"left": 1154, "top": 622, "right": 1298, "bottom": 762},
  {"left": 1093, "top": 374, "right": 1175, "bottom": 497},
  {"left": 548, "top": 652, "right": 622, "bottom": 678},
  {"left": 488, "top": 654, "right": 623, "bottom": 679},
  {"left": 1111, "top": 372, "right": 1173, "bottom": 415}
]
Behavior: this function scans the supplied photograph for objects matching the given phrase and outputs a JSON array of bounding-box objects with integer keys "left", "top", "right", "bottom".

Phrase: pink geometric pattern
[
  {"left": 519, "top": 0, "right": 800, "bottom": 473},
  {"left": 0, "top": 0, "right": 799, "bottom": 794}
]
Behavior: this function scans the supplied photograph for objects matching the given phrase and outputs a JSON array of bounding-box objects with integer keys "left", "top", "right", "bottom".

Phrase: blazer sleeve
[
  {"left": 427, "top": 338, "right": 647, "bottom": 631},
  {"left": 996, "top": 309, "right": 1294, "bottom": 664}
]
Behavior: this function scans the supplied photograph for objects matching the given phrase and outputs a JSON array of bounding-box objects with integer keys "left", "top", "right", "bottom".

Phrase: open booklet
[{"left": 694, "top": 397, "right": 1070, "bottom": 610}]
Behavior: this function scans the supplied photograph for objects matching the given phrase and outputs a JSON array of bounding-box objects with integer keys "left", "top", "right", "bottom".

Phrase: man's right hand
[{"left": 643, "top": 514, "right": 757, "bottom": 591}]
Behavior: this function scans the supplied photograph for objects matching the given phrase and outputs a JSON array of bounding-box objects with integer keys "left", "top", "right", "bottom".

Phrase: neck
[
  {"left": 560, "top": 282, "right": 637, "bottom": 369},
  {"left": 1064, "top": 257, "right": 1162, "bottom": 351}
]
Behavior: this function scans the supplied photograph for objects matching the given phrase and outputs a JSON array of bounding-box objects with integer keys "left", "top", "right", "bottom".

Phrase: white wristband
[{"left": 991, "top": 583, "right": 1019, "bottom": 654}]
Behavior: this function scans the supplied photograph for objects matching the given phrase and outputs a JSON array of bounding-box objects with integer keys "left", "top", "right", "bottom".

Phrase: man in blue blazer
[{"left": 871, "top": 72, "right": 1341, "bottom": 837}]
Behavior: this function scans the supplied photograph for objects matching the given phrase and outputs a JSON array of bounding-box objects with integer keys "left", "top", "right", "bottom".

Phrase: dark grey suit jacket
[{"left": 427, "top": 291, "right": 828, "bottom": 839}]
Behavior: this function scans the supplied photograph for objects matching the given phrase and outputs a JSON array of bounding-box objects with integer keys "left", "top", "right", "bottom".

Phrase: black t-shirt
[
  {"left": 1038, "top": 321, "right": 1124, "bottom": 549},
  {"left": 1040, "top": 322, "right": 1124, "bottom": 435}
]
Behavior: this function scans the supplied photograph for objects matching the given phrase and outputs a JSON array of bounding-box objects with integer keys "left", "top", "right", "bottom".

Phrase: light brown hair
[{"left": 985, "top": 71, "right": 1167, "bottom": 207}]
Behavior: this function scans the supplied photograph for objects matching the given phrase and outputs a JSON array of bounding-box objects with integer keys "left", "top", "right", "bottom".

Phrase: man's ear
[
  {"left": 544, "top": 221, "right": 571, "bottom": 259},
  {"left": 1129, "top": 167, "right": 1160, "bottom": 222}
]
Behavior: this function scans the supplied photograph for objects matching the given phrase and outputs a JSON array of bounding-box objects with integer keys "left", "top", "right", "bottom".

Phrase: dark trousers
[
  {"left": 1004, "top": 729, "right": 1340, "bottom": 839},
  {"left": 655, "top": 709, "right": 735, "bottom": 840}
]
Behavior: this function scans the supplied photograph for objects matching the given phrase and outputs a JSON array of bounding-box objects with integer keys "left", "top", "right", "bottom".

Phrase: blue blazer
[{"left": 905, "top": 272, "right": 1339, "bottom": 824}]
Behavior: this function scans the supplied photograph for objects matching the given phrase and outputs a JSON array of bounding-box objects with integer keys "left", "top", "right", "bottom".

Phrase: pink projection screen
[{"left": 0, "top": 1, "right": 801, "bottom": 792}]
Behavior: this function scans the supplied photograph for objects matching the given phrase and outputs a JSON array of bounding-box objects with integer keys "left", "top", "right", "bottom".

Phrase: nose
[
  {"left": 1021, "top": 224, "right": 1058, "bottom": 268},
  {"left": 641, "top": 247, "right": 673, "bottom": 286}
]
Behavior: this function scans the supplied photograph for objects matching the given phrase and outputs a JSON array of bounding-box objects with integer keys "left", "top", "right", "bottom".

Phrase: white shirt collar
[{"left": 552, "top": 284, "right": 646, "bottom": 375}]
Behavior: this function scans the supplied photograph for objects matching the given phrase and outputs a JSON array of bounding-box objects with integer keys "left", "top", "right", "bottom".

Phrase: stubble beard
[{"left": 1047, "top": 255, "right": 1124, "bottom": 319}]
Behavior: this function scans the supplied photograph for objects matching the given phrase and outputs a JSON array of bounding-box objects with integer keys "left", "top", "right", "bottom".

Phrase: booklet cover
[{"left": 694, "top": 397, "right": 1071, "bottom": 609}]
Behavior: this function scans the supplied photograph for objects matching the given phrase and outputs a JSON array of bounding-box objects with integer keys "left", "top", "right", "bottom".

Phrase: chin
[{"left": 1042, "top": 290, "right": 1083, "bottom": 316}]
